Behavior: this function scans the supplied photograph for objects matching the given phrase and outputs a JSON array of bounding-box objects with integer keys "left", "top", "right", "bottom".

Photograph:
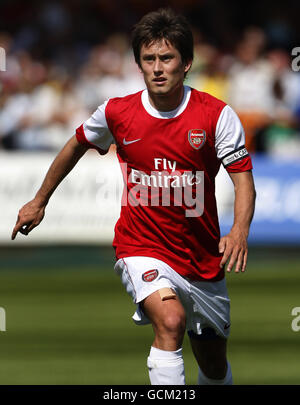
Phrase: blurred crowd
[
  {"left": 0, "top": 0, "right": 300, "bottom": 159},
  {"left": 187, "top": 27, "right": 300, "bottom": 158},
  {"left": 0, "top": 30, "right": 144, "bottom": 151}
]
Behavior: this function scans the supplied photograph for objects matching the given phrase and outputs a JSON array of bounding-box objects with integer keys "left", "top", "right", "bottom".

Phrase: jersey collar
[{"left": 141, "top": 85, "right": 191, "bottom": 119}]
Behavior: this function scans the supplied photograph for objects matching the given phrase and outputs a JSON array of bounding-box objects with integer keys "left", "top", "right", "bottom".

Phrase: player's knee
[{"left": 159, "top": 311, "right": 186, "bottom": 337}]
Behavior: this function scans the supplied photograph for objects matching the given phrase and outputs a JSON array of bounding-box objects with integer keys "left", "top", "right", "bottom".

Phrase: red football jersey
[{"left": 76, "top": 86, "right": 252, "bottom": 281}]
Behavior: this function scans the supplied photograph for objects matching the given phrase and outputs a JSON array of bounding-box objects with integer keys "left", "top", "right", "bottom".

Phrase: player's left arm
[{"left": 219, "top": 170, "right": 256, "bottom": 273}]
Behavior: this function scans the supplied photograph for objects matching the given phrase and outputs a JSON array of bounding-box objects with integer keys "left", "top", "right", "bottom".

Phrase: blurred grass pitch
[{"left": 0, "top": 246, "right": 299, "bottom": 384}]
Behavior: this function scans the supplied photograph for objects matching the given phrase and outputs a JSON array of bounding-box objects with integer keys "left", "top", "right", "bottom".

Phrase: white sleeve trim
[
  {"left": 83, "top": 100, "right": 114, "bottom": 150},
  {"left": 215, "top": 105, "right": 247, "bottom": 164}
]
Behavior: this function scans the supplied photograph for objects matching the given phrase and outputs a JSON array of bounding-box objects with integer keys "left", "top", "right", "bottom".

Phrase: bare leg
[
  {"left": 141, "top": 290, "right": 186, "bottom": 384},
  {"left": 141, "top": 290, "right": 186, "bottom": 350},
  {"left": 189, "top": 330, "right": 232, "bottom": 384}
]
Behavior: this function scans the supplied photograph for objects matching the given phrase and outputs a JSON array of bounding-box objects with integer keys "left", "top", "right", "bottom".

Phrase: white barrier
[
  {"left": 0, "top": 151, "right": 232, "bottom": 245},
  {"left": 0, "top": 150, "right": 124, "bottom": 244}
]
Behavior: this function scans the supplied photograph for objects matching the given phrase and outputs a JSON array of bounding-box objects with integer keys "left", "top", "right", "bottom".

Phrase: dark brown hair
[{"left": 132, "top": 8, "right": 194, "bottom": 68}]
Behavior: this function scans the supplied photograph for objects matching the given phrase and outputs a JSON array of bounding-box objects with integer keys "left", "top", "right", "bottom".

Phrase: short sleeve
[
  {"left": 75, "top": 101, "right": 114, "bottom": 155},
  {"left": 215, "top": 105, "right": 252, "bottom": 172}
]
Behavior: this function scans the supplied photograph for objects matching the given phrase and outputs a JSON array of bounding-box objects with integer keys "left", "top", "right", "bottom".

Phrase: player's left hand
[{"left": 218, "top": 226, "right": 248, "bottom": 273}]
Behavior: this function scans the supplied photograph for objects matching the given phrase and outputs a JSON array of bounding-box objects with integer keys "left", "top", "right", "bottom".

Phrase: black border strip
[{"left": 0, "top": 385, "right": 299, "bottom": 402}]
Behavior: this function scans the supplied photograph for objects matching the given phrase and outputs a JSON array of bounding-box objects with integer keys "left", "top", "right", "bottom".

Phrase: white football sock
[
  {"left": 147, "top": 346, "right": 185, "bottom": 385},
  {"left": 197, "top": 361, "right": 233, "bottom": 385}
]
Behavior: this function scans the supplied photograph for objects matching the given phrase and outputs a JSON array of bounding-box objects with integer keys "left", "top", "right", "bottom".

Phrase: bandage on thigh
[{"left": 158, "top": 288, "right": 176, "bottom": 301}]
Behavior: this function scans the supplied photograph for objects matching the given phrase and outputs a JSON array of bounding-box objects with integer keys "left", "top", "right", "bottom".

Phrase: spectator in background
[
  {"left": 226, "top": 27, "right": 276, "bottom": 153},
  {"left": 258, "top": 48, "right": 300, "bottom": 158},
  {"left": 96, "top": 33, "right": 145, "bottom": 102},
  {"left": 0, "top": 50, "right": 87, "bottom": 151},
  {"left": 75, "top": 34, "right": 144, "bottom": 110},
  {"left": 186, "top": 30, "right": 229, "bottom": 103}
]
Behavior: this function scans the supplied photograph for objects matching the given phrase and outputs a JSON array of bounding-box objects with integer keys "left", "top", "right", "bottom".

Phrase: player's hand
[
  {"left": 11, "top": 199, "right": 45, "bottom": 240},
  {"left": 218, "top": 226, "right": 248, "bottom": 273}
]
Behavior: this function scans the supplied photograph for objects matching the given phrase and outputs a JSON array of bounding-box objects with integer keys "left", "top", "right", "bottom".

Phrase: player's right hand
[{"left": 11, "top": 199, "right": 45, "bottom": 240}]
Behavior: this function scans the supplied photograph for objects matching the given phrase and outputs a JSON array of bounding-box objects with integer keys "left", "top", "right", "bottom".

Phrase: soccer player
[{"left": 12, "top": 9, "right": 256, "bottom": 385}]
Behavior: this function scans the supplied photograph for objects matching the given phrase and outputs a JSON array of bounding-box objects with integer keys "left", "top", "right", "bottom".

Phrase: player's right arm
[{"left": 11, "top": 135, "right": 88, "bottom": 240}]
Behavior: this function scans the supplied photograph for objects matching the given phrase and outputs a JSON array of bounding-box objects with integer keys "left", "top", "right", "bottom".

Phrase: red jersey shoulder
[
  {"left": 105, "top": 91, "right": 143, "bottom": 123},
  {"left": 105, "top": 90, "right": 144, "bottom": 139},
  {"left": 190, "top": 88, "right": 227, "bottom": 111}
]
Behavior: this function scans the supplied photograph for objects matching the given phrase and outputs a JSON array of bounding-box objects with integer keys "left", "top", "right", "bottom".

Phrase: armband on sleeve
[
  {"left": 215, "top": 106, "right": 253, "bottom": 172},
  {"left": 221, "top": 146, "right": 249, "bottom": 167},
  {"left": 222, "top": 146, "right": 253, "bottom": 172}
]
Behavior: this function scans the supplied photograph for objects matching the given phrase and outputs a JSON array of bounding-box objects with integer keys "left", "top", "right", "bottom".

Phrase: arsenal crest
[
  {"left": 142, "top": 269, "right": 159, "bottom": 282},
  {"left": 188, "top": 129, "right": 206, "bottom": 150}
]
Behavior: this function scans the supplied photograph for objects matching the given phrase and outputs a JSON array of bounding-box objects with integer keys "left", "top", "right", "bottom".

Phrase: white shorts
[{"left": 114, "top": 256, "right": 231, "bottom": 339}]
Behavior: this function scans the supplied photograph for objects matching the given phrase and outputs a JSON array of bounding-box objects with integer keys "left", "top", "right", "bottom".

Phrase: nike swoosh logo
[{"left": 123, "top": 138, "right": 141, "bottom": 145}]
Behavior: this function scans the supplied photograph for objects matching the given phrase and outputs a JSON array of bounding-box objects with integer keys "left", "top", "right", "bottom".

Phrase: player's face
[{"left": 139, "top": 40, "right": 192, "bottom": 109}]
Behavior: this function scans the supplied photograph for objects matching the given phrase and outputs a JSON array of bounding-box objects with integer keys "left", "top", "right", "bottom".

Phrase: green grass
[{"left": 0, "top": 246, "right": 299, "bottom": 384}]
